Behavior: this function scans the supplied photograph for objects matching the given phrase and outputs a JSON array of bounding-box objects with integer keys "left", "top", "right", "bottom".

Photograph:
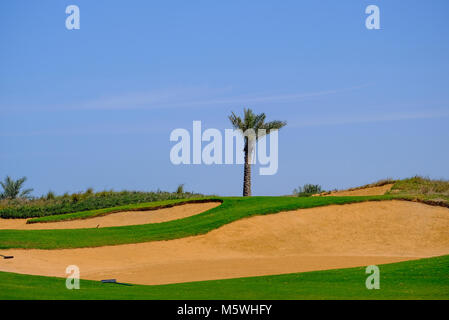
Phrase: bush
[
  {"left": 293, "top": 184, "right": 323, "bottom": 197},
  {"left": 176, "top": 184, "right": 185, "bottom": 194},
  {"left": 71, "top": 193, "right": 81, "bottom": 203},
  {"left": 45, "top": 191, "right": 56, "bottom": 200}
]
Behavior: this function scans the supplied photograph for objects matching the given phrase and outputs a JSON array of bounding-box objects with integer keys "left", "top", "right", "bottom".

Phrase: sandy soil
[
  {"left": 1, "top": 200, "right": 448, "bottom": 285},
  {"left": 324, "top": 184, "right": 394, "bottom": 196},
  {"left": 0, "top": 202, "right": 220, "bottom": 230}
]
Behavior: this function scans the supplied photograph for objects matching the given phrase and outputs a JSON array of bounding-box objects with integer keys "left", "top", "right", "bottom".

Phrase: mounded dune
[
  {"left": 324, "top": 183, "right": 394, "bottom": 196},
  {"left": 1, "top": 200, "right": 448, "bottom": 285},
  {"left": 0, "top": 202, "right": 220, "bottom": 230}
]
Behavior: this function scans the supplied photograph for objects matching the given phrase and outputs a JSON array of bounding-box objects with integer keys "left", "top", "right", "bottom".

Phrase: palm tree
[
  {"left": 228, "top": 108, "right": 286, "bottom": 196},
  {"left": 0, "top": 176, "right": 34, "bottom": 200}
]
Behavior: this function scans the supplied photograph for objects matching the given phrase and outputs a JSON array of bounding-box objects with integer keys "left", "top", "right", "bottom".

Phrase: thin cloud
[
  {"left": 72, "top": 84, "right": 370, "bottom": 110},
  {"left": 290, "top": 110, "right": 449, "bottom": 128},
  {"left": 0, "top": 84, "right": 370, "bottom": 113},
  {"left": 0, "top": 124, "right": 166, "bottom": 137}
]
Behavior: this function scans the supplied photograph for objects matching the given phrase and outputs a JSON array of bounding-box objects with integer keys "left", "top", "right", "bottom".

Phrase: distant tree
[{"left": 0, "top": 176, "right": 34, "bottom": 199}]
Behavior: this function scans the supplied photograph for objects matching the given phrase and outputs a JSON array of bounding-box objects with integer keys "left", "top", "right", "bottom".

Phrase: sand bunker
[
  {"left": 325, "top": 184, "right": 394, "bottom": 196},
  {"left": 1, "top": 200, "right": 449, "bottom": 285},
  {"left": 0, "top": 202, "right": 220, "bottom": 230}
]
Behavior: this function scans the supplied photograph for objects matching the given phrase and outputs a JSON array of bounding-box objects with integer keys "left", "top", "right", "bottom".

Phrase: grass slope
[
  {"left": 0, "top": 195, "right": 401, "bottom": 249},
  {"left": 389, "top": 176, "right": 449, "bottom": 202},
  {"left": 1, "top": 255, "right": 448, "bottom": 300},
  {"left": 27, "top": 198, "right": 218, "bottom": 223}
]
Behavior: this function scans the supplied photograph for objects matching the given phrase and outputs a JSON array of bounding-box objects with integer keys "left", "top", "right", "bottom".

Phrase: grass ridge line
[{"left": 27, "top": 198, "right": 222, "bottom": 224}]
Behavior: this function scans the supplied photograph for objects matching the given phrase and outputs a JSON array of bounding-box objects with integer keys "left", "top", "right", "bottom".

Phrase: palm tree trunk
[{"left": 243, "top": 140, "right": 252, "bottom": 196}]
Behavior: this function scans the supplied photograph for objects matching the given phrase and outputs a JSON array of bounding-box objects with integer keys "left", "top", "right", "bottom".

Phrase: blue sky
[{"left": 1, "top": 0, "right": 449, "bottom": 196}]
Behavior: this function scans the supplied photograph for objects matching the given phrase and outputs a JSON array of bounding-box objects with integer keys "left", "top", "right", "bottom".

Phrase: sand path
[
  {"left": 1, "top": 200, "right": 448, "bottom": 285},
  {"left": 0, "top": 202, "right": 220, "bottom": 230}
]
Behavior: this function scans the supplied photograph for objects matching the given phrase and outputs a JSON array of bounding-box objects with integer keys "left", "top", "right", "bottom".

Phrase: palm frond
[
  {"left": 228, "top": 109, "right": 286, "bottom": 140},
  {"left": 253, "top": 113, "right": 266, "bottom": 130},
  {"left": 0, "top": 176, "right": 33, "bottom": 199},
  {"left": 262, "top": 120, "right": 287, "bottom": 132},
  {"left": 20, "top": 188, "right": 34, "bottom": 198},
  {"left": 228, "top": 112, "right": 244, "bottom": 130}
]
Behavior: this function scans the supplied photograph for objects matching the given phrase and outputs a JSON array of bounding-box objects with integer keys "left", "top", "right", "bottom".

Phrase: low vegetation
[
  {"left": 1, "top": 255, "right": 447, "bottom": 299},
  {"left": 0, "top": 189, "right": 204, "bottom": 219},
  {"left": 389, "top": 176, "right": 449, "bottom": 199},
  {"left": 293, "top": 184, "right": 323, "bottom": 197},
  {"left": 309, "top": 177, "right": 448, "bottom": 202}
]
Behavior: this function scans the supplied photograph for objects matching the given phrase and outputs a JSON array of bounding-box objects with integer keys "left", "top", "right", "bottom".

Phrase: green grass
[
  {"left": 0, "top": 195, "right": 402, "bottom": 249},
  {"left": 27, "top": 198, "right": 218, "bottom": 223},
  {"left": 1, "top": 255, "right": 448, "bottom": 300}
]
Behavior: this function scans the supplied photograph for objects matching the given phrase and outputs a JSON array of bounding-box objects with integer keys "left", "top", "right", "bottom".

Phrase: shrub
[
  {"left": 46, "top": 191, "right": 56, "bottom": 200},
  {"left": 71, "top": 193, "right": 81, "bottom": 203},
  {"left": 176, "top": 184, "right": 185, "bottom": 194},
  {"left": 293, "top": 184, "right": 323, "bottom": 197}
]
